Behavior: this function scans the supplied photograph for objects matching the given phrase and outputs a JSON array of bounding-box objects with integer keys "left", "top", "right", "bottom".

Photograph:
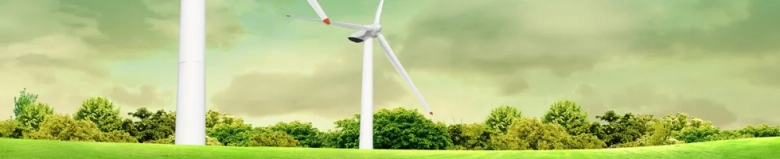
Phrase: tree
[
  {"left": 488, "top": 132, "right": 530, "bottom": 150},
  {"left": 207, "top": 121, "right": 253, "bottom": 146},
  {"left": 0, "top": 119, "right": 18, "bottom": 138},
  {"left": 736, "top": 124, "right": 780, "bottom": 138},
  {"left": 16, "top": 103, "right": 54, "bottom": 131},
  {"left": 708, "top": 130, "right": 753, "bottom": 141},
  {"left": 484, "top": 105, "right": 522, "bottom": 133},
  {"left": 206, "top": 110, "right": 244, "bottom": 129},
  {"left": 567, "top": 134, "right": 606, "bottom": 149},
  {"left": 269, "top": 120, "right": 323, "bottom": 147},
  {"left": 330, "top": 108, "right": 452, "bottom": 149},
  {"left": 661, "top": 113, "right": 710, "bottom": 132},
  {"left": 74, "top": 97, "right": 124, "bottom": 132},
  {"left": 594, "top": 110, "right": 653, "bottom": 147},
  {"left": 127, "top": 108, "right": 176, "bottom": 142},
  {"left": 206, "top": 110, "right": 223, "bottom": 129},
  {"left": 499, "top": 118, "right": 571, "bottom": 150},
  {"left": 372, "top": 107, "right": 452, "bottom": 149},
  {"left": 98, "top": 130, "right": 138, "bottom": 143},
  {"left": 13, "top": 88, "right": 38, "bottom": 118},
  {"left": 660, "top": 113, "right": 722, "bottom": 143},
  {"left": 447, "top": 123, "right": 494, "bottom": 150},
  {"left": 23, "top": 114, "right": 103, "bottom": 142},
  {"left": 542, "top": 100, "right": 590, "bottom": 135},
  {"left": 633, "top": 120, "right": 682, "bottom": 146},
  {"left": 673, "top": 124, "right": 720, "bottom": 143},
  {"left": 247, "top": 131, "right": 299, "bottom": 147},
  {"left": 327, "top": 115, "right": 360, "bottom": 148}
]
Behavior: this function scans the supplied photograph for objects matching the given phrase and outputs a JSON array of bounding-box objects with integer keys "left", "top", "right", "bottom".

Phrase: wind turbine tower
[
  {"left": 175, "top": 0, "right": 206, "bottom": 145},
  {"left": 288, "top": 0, "right": 434, "bottom": 150}
]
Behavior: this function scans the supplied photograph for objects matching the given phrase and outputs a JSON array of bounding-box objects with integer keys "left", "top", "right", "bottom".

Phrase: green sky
[{"left": 2, "top": 0, "right": 780, "bottom": 130}]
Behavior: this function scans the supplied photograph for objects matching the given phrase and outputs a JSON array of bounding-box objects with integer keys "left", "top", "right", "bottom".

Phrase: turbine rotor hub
[{"left": 366, "top": 24, "right": 382, "bottom": 37}]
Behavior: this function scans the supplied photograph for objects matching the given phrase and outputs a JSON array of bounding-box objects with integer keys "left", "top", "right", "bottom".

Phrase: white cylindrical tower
[{"left": 175, "top": 0, "right": 206, "bottom": 145}]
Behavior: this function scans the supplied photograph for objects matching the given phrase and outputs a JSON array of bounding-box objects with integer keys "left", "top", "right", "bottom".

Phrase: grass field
[{"left": 1, "top": 137, "right": 779, "bottom": 159}]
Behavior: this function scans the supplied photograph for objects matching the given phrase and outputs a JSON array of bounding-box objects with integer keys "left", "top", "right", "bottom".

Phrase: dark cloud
[
  {"left": 212, "top": 51, "right": 408, "bottom": 119},
  {"left": 739, "top": 63, "right": 780, "bottom": 88},
  {"left": 575, "top": 84, "right": 738, "bottom": 127},
  {"left": 391, "top": 0, "right": 779, "bottom": 95},
  {"left": 633, "top": 0, "right": 780, "bottom": 56},
  {"left": 103, "top": 84, "right": 172, "bottom": 108}
]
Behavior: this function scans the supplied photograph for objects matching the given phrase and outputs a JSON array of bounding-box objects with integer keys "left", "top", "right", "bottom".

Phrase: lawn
[{"left": 1, "top": 137, "right": 778, "bottom": 159}]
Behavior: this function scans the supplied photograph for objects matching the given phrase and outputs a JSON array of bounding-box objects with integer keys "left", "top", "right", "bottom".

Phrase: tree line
[{"left": 1, "top": 88, "right": 779, "bottom": 150}]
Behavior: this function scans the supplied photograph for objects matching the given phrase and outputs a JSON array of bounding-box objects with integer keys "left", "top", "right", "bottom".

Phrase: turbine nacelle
[
  {"left": 348, "top": 30, "right": 369, "bottom": 43},
  {"left": 348, "top": 25, "right": 382, "bottom": 43}
]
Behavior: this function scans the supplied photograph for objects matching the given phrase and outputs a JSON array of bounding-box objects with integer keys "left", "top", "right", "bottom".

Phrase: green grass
[{"left": 1, "top": 137, "right": 779, "bottom": 159}]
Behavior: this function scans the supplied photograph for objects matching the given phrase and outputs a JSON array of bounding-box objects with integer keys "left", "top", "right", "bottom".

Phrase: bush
[
  {"left": 146, "top": 135, "right": 222, "bottom": 146},
  {"left": 247, "top": 131, "right": 298, "bottom": 147},
  {"left": 737, "top": 124, "right": 780, "bottom": 138},
  {"left": 490, "top": 118, "right": 571, "bottom": 150},
  {"left": 98, "top": 130, "right": 138, "bottom": 143},
  {"left": 0, "top": 120, "right": 19, "bottom": 138},
  {"left": 24, "top": 114, "right": 102, "bottom": 142}
]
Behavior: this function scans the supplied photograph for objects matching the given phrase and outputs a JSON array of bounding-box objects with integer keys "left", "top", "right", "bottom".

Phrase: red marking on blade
[
  {"left": 323, "top": 18, "right": 331, "bottom": 25},
  {"left": 429, "top": 112, "right": 434, "bottom": 115}
]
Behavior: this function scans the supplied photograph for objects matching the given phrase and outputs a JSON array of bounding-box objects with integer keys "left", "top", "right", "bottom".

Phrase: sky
[{"left": 1, "top": 0, "right": 780, "bottom": 131}]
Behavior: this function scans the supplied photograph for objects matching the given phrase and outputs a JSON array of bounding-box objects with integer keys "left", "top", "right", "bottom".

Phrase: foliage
[
  {"left": 447, "top": 123, "right": 494, "bottom": 150},
  {"left": 326, "top": 115, "right": 360, "bottom": 148},
  {"left": 206, "top": 110, "right": 244, "bottom": 129},
  {"left": 491, "top": 118, "right": 572, "bottom": 150},
  {"left": 542, "top": 100, "right": 590, "bottom": 135},
  {"left": 74, "top": 97, "right": 124, "bottom": 132},
  {"left": 674, "top": 124, "right": 720, "bottom": 143},
  {"left": 16, "top": 103, "right": 54, "bottom": 131},
  {"left": 127, "top": 108, "right": 176, "bottom": 142},
  {"left": 146, "top": 135, "right": 222, "bottom": 146},
  {"left": 0, "top": 119, "right": 18, "bottom": 138},
  {"left": 270, "top": 121, "right": 323, "bottom": 148},
  {"left": 484, "top": 105, "right": 522, "bottom": 133},
  {"left": 632, "top": 120, "right": 684, "bottom": 146},
  {"left": 567, "top": 134, "right": 607, "bottom": 149},
  {"left": 328, "top": 108, "right": 452, "bottom": 149},
  {"left": 736, "top": 124, "right": 780, "bottom": 138},
  {"left": 707, "top": 130, "right": 753, "bottom": 141},
  {"left": 13, "top": 88, "right": 38, "bottom": 118},
  {"left": 4, "top": 92, "right": 780, "bottom": 151},
  {"left": 98, "top": 130, "right": 138, "bottom": 143},
  {"left": 372, "top": 107, "right": 452, "bottom": 149},
  {"left": 206, "top": 121, "right": 253, "bottom": 146},
  {"left": 247, "top": 131, "right": 299, "bottom": 147},
  {"left": 594, "top": 111, "right": 653, "bottom": 147},
  {"left": 23, "top": 114, "right": 102, "bottom": 142}
]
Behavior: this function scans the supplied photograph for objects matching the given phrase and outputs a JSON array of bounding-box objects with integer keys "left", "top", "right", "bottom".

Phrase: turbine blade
[
  {"left": 374, "top": 0, "right": 385, "bottom": 24},
  {"left": 286, "top": 15, "right": 369, "bottom": 30},
  {"left": 307, "top": 0, "right": 330, "bottom": 25},
  {"left": 376, "top": 33, "right": 433, "bottom": 116}
]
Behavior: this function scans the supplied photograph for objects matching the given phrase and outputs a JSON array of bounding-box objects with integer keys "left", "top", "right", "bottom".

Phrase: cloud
[
  {"left": 141, "top": 0, "right": 253, "bottom": 49},
  {"left": 212, "top": 50, "right": 408, "bottom": 119},
  {"left": 0, "top": 0, "right": 256, "bottom": 118},
  {"left": 737, "top": 56, "right": 780, "bottom": 88},
  {"left": 575, "top": 83, "right": 738, "bottom": 127},
  {"left": 103, "top": 84, "right": 173, "bottom": 108},
  {"left": 391, "top": 0, "right": 774, "bottom": 95}
]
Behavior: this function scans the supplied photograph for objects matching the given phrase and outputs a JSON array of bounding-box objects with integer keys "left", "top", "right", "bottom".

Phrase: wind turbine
[
  {"left": 287, "top": 0, "right": 434, "bottom": 150},
  {"left": 175, "top": 0, "right": 206, "bottom": 145}
]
